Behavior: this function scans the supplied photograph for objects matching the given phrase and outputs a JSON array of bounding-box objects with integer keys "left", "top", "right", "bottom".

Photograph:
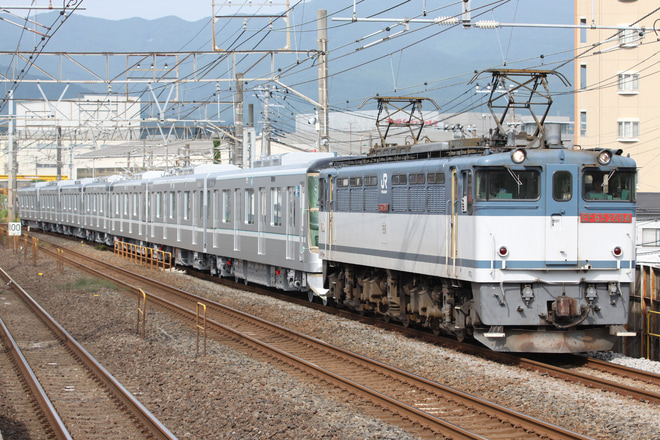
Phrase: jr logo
[{"left": 380, "top": 173, "right": 388, "bottom": 194}]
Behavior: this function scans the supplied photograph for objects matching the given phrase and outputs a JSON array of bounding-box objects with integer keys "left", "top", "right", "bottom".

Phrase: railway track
[
  {"left": 35, "top": 238, "right": 598, "bottom": 440},
  {"left": 0, "top": 266, "right": 177, "bottom": 440}
]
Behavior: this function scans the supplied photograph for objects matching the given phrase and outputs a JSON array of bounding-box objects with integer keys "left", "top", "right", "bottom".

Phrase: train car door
[
  {"left": 258, "top": 187, "right": 266, "bottom": 255},
  {"left": 320, "top": 175, "right": 334, "bottom": 258},
  {"left": 233, "top": 188, "right": 241, "bottom": 251},
  {"left": 545, "top": 164, "right": 578, "bottom": 265},
  {"left": 286, "top": 186, "right": 296, "bottom": 260},
  {"left": 449, "top": 168, "right": 459, "bottom": 276}
]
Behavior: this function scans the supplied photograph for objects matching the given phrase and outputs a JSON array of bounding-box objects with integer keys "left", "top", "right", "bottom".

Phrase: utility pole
[
  {"left": 56, "top": 126, "right": 62, "bottom": 180},
  {"left": 262, "top": 85, "right": 271, "bottom": 159},
  {"left": 243, "top": 103, "right": 254, "bottom": 169},
  {"left": 317, "top": 9, "right": 329, "bottom": 152},
  {"left": 7, "top": 90, "right": 15, "bottom": 222},
  {"left": 234, "top": 72, "right": 244, "bottom": 167}
]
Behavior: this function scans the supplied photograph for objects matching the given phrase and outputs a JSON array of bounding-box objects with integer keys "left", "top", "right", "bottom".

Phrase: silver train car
[{"left": 18, "top": 153, "right": 335, "bottom": 298}]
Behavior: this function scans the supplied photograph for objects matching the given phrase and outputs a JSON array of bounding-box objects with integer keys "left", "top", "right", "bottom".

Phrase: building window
[
  {"left": 618, "top": 120, "right": 639, "bottom": 141},
  {"left": 619, "top": 26, "right": 640, "bottom": 48},
  {"left": 580, "top": 111, "right": 587, "bottom": 137},
  {"left": 580, "top": 18, "right": 587, "bottom": 44},
  {"left": 618, "top": 72, "right": 639, "bottom": 94},
  {"left": 580, "top": 64, "right": 587, "bottom": 90},
  {"left": 642, "top": 228, "right": 660, "bottom": 247}
]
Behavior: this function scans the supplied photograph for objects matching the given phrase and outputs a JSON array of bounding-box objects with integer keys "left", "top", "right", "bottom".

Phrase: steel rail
[
  {"left": 0, "top": 266, "right": 178, "bottom": 440},
  {"left": 581, "top": 356, "right": 660, "bottom": 386},
  {"left": 511, "top": 356, "right": 660, "bottom": 404},
  {"left": 40, "top": 244, "right": 593, "bottom": 440},
  {"left": 0, "top": 313, "right": 72, "bottom": 440}
]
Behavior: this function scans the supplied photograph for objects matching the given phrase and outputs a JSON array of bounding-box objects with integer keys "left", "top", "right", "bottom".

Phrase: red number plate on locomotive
[{"left": 580, "top": 213, "right": 632, "bottom": 223}]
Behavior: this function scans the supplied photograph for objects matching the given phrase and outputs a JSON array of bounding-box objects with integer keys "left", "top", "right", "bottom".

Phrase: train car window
[
  {"left": 350, "top": 177, "right": 362, "bottom": 187},
  {"left": 409, "top": 173, "right": 425, "bottom": 184},
  {"left": 271, "top": 187, "right": 282, "bottom": 226},
  {"left": 222, "top": 189, "right": 231, "bottom": 223},
  {"left": 427, "top": 172, "right": 446, "bottom": 184},
  {"left": 245, "top": 188, "right": 255, "bottom": 224},
  {"left": 319, "top": 178, "right": 327, "bottom": 211},
  {"left": 133, "top": 193, "right": 138, "bottom": 216},
  {"left": 364, "top": 176, "right": 378, "bottom": 186},
  {"left": 169, "top": 192, "right": 176, "bottom": 219},
  {"left": 462, "top": 170, "right": 473, "bottom": 214},
  {"left": 476, "top": 168, "right": 540, "bottom": 201},
  {"left": 553, "top": 171, "right": 572, "bottom": 201},
  {"left": 583, "top": 169, "right": 635, "bottom": 201},
  {"left": 115, "top": 194, "right": 119, "bottom": 215},
  {"left": 156, "top": 193, "right": 162, "bottom": 218},
  {"left": 184, "top": 191, "right": 190, "bottom": 220},
  {"left": 337, "top": 177, "right": 349, "bottom": 188},
  {"left": 392, "top": 174, "right": 407, "bottom": 185}
]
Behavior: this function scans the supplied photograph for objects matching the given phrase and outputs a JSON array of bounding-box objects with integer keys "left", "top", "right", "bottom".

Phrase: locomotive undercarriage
[{"left": 325, "top": 262, "right": 477, "bottom": 341}]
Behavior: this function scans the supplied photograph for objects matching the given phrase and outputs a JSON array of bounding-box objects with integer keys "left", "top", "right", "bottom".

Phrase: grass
[{"left": 61, "top": 277, "right": 120, "bottom": 294}]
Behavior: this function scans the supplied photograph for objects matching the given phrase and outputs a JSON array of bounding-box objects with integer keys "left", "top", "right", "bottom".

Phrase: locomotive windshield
[
  {"left": 476, "top": 168, "right": 540, "bottom": 201},
  {"left": 582, "top": 169, "right": 635, "bottom": 201}
]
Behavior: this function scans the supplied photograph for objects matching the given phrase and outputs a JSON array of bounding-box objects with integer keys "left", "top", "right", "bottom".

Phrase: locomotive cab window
[
  {"left": 553, "top": 171, "right": 572, "bottom": 201},
  {"left": 583, "top": 169, "right": 635, "bottom": 201},
  {"left": 476, "top": 168, "right": 540, "bottom": 201}
]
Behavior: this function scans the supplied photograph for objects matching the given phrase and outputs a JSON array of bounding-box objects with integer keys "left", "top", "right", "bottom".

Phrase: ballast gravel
[{"left": 1, "top": 237, "right": 659, "bottom": 440}]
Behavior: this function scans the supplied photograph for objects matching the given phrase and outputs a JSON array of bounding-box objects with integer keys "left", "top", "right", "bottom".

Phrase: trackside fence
[{"left": 114, "top": 241, "right": 171, "bottom": 271}]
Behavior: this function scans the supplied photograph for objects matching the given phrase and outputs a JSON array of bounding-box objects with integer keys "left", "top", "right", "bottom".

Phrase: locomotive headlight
[
  {"left": 597, "top": 150, "right": 612, "bottom": 165},
  {"left": 612, "top": 246, "right": 623, "bottom": 257},
  {"left": 511, "top": 148, "right": 526, "bottom": 164}
]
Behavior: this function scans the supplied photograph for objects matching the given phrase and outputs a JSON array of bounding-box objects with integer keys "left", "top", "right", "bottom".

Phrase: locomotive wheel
[{"left": 401, "top": 316, "right": 411, "bottom": 328}]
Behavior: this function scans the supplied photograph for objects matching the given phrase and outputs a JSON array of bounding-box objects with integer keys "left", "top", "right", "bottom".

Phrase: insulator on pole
[
  {"left": 474, "top": 20, "right": 501, "bottom": 29},
  {"left": 434, "top": 16, "right": 460, "bottom": 26}
]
